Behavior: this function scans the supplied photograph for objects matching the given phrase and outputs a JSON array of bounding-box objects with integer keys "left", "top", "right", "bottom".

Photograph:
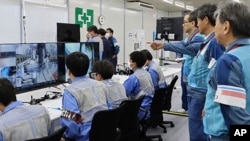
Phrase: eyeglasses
[{"left": 89, "top": 72, "right": 98, "bottom": 79}]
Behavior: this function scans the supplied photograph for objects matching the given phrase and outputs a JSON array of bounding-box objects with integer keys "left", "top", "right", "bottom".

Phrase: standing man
[
  {"left": 87, "top": 25, "right": 104, "bottom": 60},
  {"left": 204, "top": 1, "right": 250, "bottom": 140},
  {"left": 98, "top": 28, "right": 112, "bottom": 61},
  {"left": 60, "top": 52, "right": 108, "bottom": 141},
  {"left": 152, "top": 10, "right": 205, "bottom": 113},
  {"left": 106, "top": 28, "right": 120, "bottom": 68},
  {"left": 0, "top": 78, "right": 50, "bottom": 141},
  {"left": 151, "top": 4, "right": 225, "bottom": 141}
]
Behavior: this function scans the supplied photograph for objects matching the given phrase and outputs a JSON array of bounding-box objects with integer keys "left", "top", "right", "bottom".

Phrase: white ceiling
[{"left": 131, "top": 0, "right": 250, "bottom": 12}]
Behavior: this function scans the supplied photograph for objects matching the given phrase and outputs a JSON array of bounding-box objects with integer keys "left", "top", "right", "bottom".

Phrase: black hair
[
  {"left": 66, "top": 52, "right": 89, "bottom": 77},
  {"left": 92, "top": 60, "right": 115, "bottom": 79},
  {"left": 98, "top": 28, "right": 106, "bottom": 36},
  {"left": 140, "top": 49, "right": 153, "bottom": 61},
  {"left": 129, "top": 51, "right": 146, "bottom": 68},
  {"left": 106, "top": 28, "right": 114, "bottom": 34},
  {"left": 189, "top": 9, "right": 198, "bottom": 27},
  {"left": 196, "top": 3, "right": 217, "bottom": 26},
  {"left": 87, "top": 25, "right": 98, "bottom": 33},
  {"left": 0, "top": 78, "right": 16, "bottom": 106}
]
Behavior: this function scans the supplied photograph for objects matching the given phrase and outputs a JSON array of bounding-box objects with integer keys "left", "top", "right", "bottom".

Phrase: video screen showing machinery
[
  {"left": 0, "top": 44, "right": 17, "bottom": 85},
  {"left": 80, "top": 42, "right": 99, "bottom": 73},
  {"left": 15, "top": 43, "right": 58, "bottom": 90},
  {"left": 58, "top": 42, "right": 99, "bottom": 82}
]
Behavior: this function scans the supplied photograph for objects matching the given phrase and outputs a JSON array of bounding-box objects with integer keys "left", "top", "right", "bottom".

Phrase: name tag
[{"left": 208, "top": 58, "right": 216, "bottom": 69}]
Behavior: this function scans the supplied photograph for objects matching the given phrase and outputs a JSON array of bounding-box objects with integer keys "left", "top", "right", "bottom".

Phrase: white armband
[{"left": 214, "top": 85, "right": 246, "bottom": 109}]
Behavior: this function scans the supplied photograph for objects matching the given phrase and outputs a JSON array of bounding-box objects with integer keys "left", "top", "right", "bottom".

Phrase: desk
[
  {"left": 112, "top": 67, "right": 181, "bottom": 84},
  {"left": 16, "top": 84, "right": 66, "bottom": 132},
  {"left": 16, "top": 67, "right": 181, "bottom": 132},
  {"left": 162, "top": 67, "right": 181, "bottom": 79}
]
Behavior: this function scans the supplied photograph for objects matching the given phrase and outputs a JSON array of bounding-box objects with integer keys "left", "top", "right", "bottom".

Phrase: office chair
[
  {"left": 118, "top": 95, "right": 145, "bottom": 141},
  {"left": 162, "top": 75, "right": 179, "bottom": 127},
  {"left": 25, "top": 126, "right": 66, "bottom": 141},
  {"left": 89, "top": 105, "right": 124, "bottom": 141},
  {"left": 139, "top": 88, "right": 167, "bottom": 141}
]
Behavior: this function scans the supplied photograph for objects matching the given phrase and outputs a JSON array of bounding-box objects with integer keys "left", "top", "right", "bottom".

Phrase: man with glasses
[
  {"left": 92, "top": 60, "right": 127, "bottom": 109},
  {"left": 204, "top": 1, "right": 250, "bottom": 140},
  {"left": 150, "top": 10, "right": 205, "bottom": 114},
  {"left": 151, "top": 4, "right": 225, "bottom": 141}
]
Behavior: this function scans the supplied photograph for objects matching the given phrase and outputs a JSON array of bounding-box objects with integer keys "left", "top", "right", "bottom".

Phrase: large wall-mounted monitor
[
  {"left": 0, "top": 44, "right": 17, "bottom": 85},
  {"left": 0, "top": 43, "right": 58, "bottom": 93},
  {"left": 58, "top": 42, "right": 99, "bottom": 83}
]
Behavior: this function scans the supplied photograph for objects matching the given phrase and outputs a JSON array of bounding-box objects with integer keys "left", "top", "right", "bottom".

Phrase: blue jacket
[
  {"left": 108, "top": 36, "right": 120, "bottom": 55},
  {"left": 146, "top": 61, "right": 167, "bottom": 89},
  {"left": 204, "top": 38, "right": 250, "bottom": 136},
  {"left": 0, "top": 101, "right": 50, "bottom": 141},
  {"left": 60, "top": 76, "right": 108, "bottom": 141},
  {"left": 101, "top": 37, "right": 112, "bottom": 60},
  {"left": 188, "top": 33, "right": 225, "bottom": 96},
  {"left": 123, "top": 68, "right": 154, "bottom": 119}
]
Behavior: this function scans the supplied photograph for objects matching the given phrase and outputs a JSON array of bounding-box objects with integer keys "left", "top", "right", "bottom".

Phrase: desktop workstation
[
  {"left": 0, "top": 41, "right": 181, "bottom": 135},
  {"left": 16, "top": 66, "right": 181, "bottom": 133}
]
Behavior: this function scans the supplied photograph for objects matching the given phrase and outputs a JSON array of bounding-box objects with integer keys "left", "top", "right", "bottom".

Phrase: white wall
[
  {"left": 0, "top": 0, "right": 183, "bottom": 63},
  {"left": 0, "top": 0, "right": 21, "bottom": 43},
  {"left": 68, "top": 0, "right": 171, "bottom": 63}
]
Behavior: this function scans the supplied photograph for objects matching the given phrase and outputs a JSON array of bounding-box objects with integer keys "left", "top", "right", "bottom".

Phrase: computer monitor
[
  {"left": 58, "top": 42, "right": 99, "bottom": 82},
  {"left": 0, "top": 44, "right": 17, "bottom": 85},
  {"left": 15, "top": 43, "right": 58, "bottom": 92},
  {"left": 80, "top": 42, "right": 100, "bottom": 73},
  {"left": 57, "top": 23, "right": 80, "bottom": 42}
]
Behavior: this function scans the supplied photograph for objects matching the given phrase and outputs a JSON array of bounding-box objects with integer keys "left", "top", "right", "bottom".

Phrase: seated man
[
  {"left": 60, "top": 52, "right": 108, "bottom": 141},
  {"left": 92, "top": 60, "right": 127, "bottom": 109},
  {"left": 123, "top": 51, "right": 154, "bottom": 120},
  {"left": 140, "top": 49, "right": 168, "bottom": 90},
  {"left": 0, "top": 78, "right": 50, "bottom": 141}
]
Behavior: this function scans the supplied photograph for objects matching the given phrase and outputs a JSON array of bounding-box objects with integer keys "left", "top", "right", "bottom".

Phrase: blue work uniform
[
  {"left": 102, "top": 79, "right": 127, "bottom": 109},
  {"left": 146, "top": 60, "right": 167, "bottom": 89},
  {"left": 0, "top": 101, "right": 50, "bottom": 141},
  {"left": 123, "top": 68, "right": 154, "bottom": 120},
  {"left": 108, "top": 36, "right": 120, "bottom": 68},
  {"left": 204, "top": 38, "right": 250, "bottom": 141},
  {"left": 187, "top": 32, "right": 225, "bottom": 141},
  {"left": 101, "top": 37, "right": 112, "bottom": 61},
  {"left": 60, "top": 76, "right": 108, "bottom": 141},
  {"left": 163, "top": 29, "right": 205, "bottom": 111}
]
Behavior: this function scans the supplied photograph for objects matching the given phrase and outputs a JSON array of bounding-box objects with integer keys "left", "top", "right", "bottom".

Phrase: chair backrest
[
  {"left": 118, "top": 95, "right": 144, "bottom": 141},
  {"left": 25, "top": 127, "right": 66, "bottom": 141},
  {"left": 163, "top": 75, "right": 179, "bottom": 111},
  {"left": 89, "top": 105, "right": 124, "bottom": 141},
  {"left": 149, "top": 88, "right": 167, "bottom": 126}
]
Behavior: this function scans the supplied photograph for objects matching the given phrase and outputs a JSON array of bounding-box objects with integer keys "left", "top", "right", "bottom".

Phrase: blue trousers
[
  {"left": 181, "top": 66, "right": 188, "bottom": 110},
  {"left": 187, "top": 96, "right": 209, "bottom": 141},
  {"left": 110, "top": 55, "right": 117, "bottom": 69}
]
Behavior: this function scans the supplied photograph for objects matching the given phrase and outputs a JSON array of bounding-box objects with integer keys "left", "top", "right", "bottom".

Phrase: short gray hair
[{"left": 215, "top": 0, "right": 250, "bottom": 37}]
